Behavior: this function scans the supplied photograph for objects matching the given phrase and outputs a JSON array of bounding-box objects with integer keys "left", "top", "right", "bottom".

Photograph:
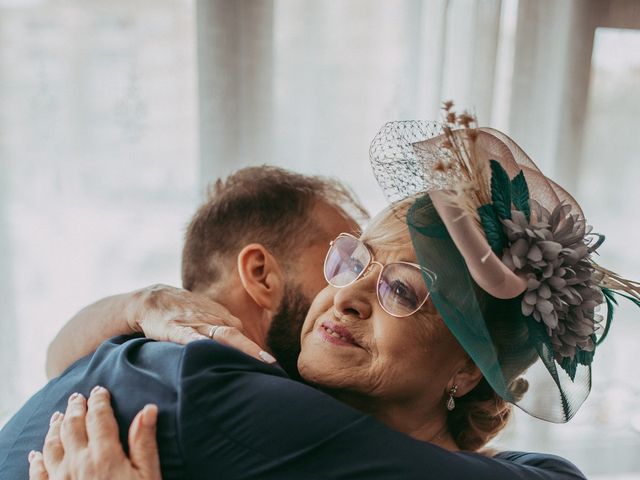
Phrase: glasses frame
[{"left": 323, "top": 232, "right": 436, "bottom": 318}]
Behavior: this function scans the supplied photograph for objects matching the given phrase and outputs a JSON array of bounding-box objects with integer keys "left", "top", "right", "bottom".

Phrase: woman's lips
[{"left": 318, "top": 320, "right": 361, "bottom": 348}]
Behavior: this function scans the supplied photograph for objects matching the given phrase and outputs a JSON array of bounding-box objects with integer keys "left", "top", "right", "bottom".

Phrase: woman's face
[{"left": 298, "top": 214, "right": 468, "bottom": 410}]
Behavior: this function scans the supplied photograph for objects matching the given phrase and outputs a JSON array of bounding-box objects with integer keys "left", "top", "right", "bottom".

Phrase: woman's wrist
[{"left": 126, "top": 285, "right": 165, "bottom": 334}]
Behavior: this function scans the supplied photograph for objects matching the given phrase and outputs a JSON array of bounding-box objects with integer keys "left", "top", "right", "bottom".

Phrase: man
[
  {"left": 1, "top": 166, "right": 585, "bottom": 479},
  {"left": 45, "top": 166, "right": 364, "bottom": 380}
]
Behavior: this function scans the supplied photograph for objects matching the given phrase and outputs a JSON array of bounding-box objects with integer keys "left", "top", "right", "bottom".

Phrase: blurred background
[{"left": 0, "top": 0, "right": 638, "bottom": 478}]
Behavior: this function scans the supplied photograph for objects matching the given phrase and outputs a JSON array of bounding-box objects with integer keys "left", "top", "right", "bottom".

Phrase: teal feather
[
  {"left": 598, "top": 287, "right": 640, "bottom": 346},
  {"left": 598, "top": 288, "right": 617, "bottom": 346},
  {"left": 489, "top": 159, "right": 512, "bottom": 220},
  {"left": 478, "top": 203, "right": 506, "bottom": 253},
  {"left": 510, "top": 170, "right": 531, "bottom": 222}
]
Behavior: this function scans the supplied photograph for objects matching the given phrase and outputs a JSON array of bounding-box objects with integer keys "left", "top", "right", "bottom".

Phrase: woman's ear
[
  {"left": 449, "top": 357, "right": 484, "bottom": 397},
  {"left": 236, "top": 243, "right": 285, "bottom": 312}
]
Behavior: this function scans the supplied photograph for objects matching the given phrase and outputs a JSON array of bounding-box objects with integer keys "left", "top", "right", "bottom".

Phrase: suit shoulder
[
  {"left": 494, "top": 451, "right": 586, "bottom": 479},
  {"left": 81, "top": 335, "right": 189, "bottom": 387},
  {"left": 179, "top": 339, "right": 289, "bottom": 378}
]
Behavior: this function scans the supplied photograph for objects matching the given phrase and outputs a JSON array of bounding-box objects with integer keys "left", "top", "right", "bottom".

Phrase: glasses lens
[
  {"left": 378, "top": 263, "right": 430, "bottom": 316},
  {"left": 324, "top": 235, "right": 371, "bottom": 287}
]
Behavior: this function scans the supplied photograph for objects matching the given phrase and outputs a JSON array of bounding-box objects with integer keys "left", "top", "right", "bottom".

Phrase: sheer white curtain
[
  {"left": 0, "top": 0, "right": 198, "bottom": 417},
  {"left": 197, "top": 0, "right": 506, "bottom": 214},
  {"left": 1, "top": 0, "right": 639, "bottom": 478}
]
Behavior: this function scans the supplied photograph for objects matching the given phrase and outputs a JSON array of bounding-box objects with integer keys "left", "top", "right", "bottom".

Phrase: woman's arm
[
  {"left": 46, "top": 290, "right": 143, "bottom": 378},
  {"left": 45, "top": 284, "right": 243, "bottom": 378}
]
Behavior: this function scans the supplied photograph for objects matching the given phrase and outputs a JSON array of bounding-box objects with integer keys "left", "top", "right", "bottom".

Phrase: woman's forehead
[{"left": 360, "top": 222, "right": 416, "bottom": 261}]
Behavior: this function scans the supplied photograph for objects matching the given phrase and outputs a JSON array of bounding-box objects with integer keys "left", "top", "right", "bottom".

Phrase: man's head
[{"left": 181, "top": 166, "right": 366, "bottom": 376}]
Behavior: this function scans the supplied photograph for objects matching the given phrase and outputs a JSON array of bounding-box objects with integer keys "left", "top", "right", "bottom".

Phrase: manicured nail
[
  {"left": 50, "top": 411, "right": 61, "bottom": 425},
  {"left": 68, "top": 392, "right": 84, "bottom": 403},
  {"left": 141, "top": 404, "right": 158, "bottom": 427},
  {"left": 91, "top": 385, "right": 105, "bottom": 396},
  {"left": 28, "top": 450, "right": 36, "bottom": 462},
  {"left": 258, "top": 351, "right": 277, "bottom": 364}
]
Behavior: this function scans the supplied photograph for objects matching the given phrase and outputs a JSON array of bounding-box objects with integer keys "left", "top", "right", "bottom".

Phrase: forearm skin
[{"left": 45, "top": 290, "right": 143, "bottom": 378}]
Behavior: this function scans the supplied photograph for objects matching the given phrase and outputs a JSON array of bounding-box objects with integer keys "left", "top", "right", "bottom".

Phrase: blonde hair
[{"left": 361, "top": 200, "right": 414, "bottom": 249}]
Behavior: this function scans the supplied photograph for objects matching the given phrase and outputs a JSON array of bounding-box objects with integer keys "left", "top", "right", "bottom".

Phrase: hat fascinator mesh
[{"left": 369, "top": 104, "right": 640, "bottom": 422}]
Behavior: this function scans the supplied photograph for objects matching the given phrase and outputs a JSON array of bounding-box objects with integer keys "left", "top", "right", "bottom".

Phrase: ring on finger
[{"left": 208, "top": 325, "right": 221, "bottom": 339}]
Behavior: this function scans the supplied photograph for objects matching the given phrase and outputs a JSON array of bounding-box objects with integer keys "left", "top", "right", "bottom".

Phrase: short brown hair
[{"left": 181, "top": 165, "right": 367, "bottom": 292}]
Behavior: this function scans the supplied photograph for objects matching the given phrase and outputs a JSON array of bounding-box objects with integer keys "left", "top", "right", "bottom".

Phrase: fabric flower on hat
[{"left": 501, "top": 201, "right": 604, "bottom": 364}]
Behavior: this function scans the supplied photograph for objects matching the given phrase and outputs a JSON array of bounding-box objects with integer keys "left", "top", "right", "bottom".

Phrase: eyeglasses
[{"left": 323, "top": 233, "right": 436, "bottom": 318}]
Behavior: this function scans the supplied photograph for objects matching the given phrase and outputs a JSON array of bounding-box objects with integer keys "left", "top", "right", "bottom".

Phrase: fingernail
[
  {"left": 28, "top": 450, "right": 36, "bottom": 462},
  {"left": 91, "top": 385, "right": 105, "bottom": 396},
  {"left": 188, "top": 333, "right": 209, "bottom": 343},
  {"left": 258, "top": 351, "right": 277, "bottom": 364},
  {"left": 68, "top": 392, "right": 84, "bottom": 403},
  {"left": 141, "top": 404, "right": 158, "bottom": 427},
  {"left": 50, "top": 411, "right": 61, "bottom": 425}
]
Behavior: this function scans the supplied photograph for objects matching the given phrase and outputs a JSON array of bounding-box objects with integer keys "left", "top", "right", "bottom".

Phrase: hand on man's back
[{"left": 28, "top": 387, "right": 161, "bottom": 480}]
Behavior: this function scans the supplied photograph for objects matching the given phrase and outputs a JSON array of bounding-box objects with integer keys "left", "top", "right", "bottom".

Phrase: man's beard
[{"left": 266, "top": 285, "right": 311, "bottom": 381}]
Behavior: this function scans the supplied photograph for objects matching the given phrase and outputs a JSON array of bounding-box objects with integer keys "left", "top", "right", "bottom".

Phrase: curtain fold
[{"left": 196, "top": 0, "right": 503, "bottom": 211}]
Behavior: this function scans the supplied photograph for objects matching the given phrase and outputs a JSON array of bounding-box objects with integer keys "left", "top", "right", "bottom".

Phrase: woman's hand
[
  {"left": 134, "top": 285, "right": 276, "bottom": 364},
  {"left": 28, "top": 387, "right": 161, "bottom": 480},
  {"left": 131, "top": 284, "right": 243, "bottom": 342},
  {"left": 47, "top": 284, "right": 272, "bottom": 379}
]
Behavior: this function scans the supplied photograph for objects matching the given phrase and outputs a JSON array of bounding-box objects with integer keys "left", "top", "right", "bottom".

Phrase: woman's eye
[
  {"left": 347, "top": 257, "right": 365, "bottom": 274},
  {"left": 389, "top": 280, "right": 418, "bottom": 307}
]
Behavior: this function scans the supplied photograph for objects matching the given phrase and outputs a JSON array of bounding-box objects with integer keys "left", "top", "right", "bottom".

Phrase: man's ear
[
  {"left": 449, "top": 357, "right": 484, "bottom": 398},
  {"left": 236, "top": 243, "right": 285, "bottom": 312}
]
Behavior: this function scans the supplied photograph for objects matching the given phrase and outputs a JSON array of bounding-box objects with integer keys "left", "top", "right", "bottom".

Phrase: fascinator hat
[{"left": 370, "top": 102, "right": 640, "bottom": 422}]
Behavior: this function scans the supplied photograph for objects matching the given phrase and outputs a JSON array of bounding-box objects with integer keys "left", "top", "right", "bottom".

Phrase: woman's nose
[{"left": 333, "top": 264, "right": 379, "bottom": 319}]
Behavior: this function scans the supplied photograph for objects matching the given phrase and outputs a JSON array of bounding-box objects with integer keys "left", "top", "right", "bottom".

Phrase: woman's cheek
[
  {"left": 314, "top": 284, "right": 337, "bottom": 308},
  {"left": 303, "top": 286, "right": 336, "bottom": 330}
]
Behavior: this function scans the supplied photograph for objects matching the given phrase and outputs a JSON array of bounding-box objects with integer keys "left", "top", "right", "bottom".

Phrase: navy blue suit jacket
[{"left": 0, "top": 336, "right": 586, "bottom": 479}]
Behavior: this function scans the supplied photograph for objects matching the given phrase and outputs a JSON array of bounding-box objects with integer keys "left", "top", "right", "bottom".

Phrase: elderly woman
[
  {"left": 23, "top": 113, "right": 640, "bottom": 479},
  {"left": 298, "top": 205, "right": 504, "bottom": 452}
]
